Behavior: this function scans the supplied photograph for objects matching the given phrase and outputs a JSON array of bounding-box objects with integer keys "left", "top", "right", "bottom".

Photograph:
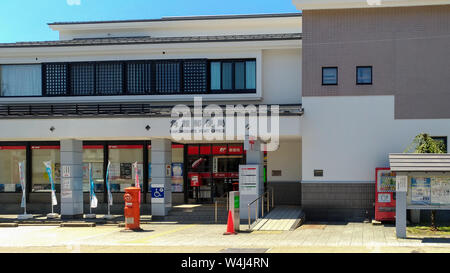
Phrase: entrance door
[{"left": 212, "top": 155, "right": 244, "bottom": 198}]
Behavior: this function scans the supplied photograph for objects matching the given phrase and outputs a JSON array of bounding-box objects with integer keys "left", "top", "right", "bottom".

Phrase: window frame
[
  {"left": 356, "top": 66, "right": 373, "bottom": 85},
  {"left": 208, "top": 58, "right": 257, "bottom": 94},
  {"left": 322, "top": 67, "right": 338, "bottom": 86}
]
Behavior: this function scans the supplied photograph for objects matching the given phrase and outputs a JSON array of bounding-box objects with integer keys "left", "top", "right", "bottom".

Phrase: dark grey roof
[
  {"left": 0, "top": 33, "right": 302, "bottom": 48},
  {"left": 48, "top": 13, "right": 302, "bottom": 26}
]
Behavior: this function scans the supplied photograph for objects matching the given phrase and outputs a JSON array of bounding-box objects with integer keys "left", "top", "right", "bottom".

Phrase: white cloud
[{"left": 67, "top": 0, "right": 81, "bottom": 6}]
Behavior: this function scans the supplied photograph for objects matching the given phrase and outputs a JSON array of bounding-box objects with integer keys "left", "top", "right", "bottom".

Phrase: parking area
[{"left": 1, "top": 221, "right": 450, "bottom": 253}]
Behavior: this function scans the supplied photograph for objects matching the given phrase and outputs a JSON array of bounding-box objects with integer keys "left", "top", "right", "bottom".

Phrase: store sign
[
  {"left": 228, "top": 145, "right": 243, "bottom": 155},
  {"left": 239, "top": 165, "right": 259, "bottom": 195},
  {"left": 213, "top": 146, "right": 227, "bottom": 155}
]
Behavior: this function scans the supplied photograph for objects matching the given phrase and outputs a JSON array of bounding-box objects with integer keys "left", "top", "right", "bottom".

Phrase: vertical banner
[
  {"left": 89, "top": 163, "right": 98, "bottom": 209},
  {"left": 44, "top": 161, "right": 57, "bottom": 206},
  {"left": 105, "top": 161, "right": 113, "bottom": 206},
  {"left": 18, "top": 161, "right": 26, "bottom": 208},
  {"left": 133, "top": 162, "right": 141, "bottom": 203}
]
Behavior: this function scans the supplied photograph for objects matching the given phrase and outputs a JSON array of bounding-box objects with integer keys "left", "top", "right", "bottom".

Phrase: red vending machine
[{"left": 375, "top": 168, "right": 396, "bottom": 221}]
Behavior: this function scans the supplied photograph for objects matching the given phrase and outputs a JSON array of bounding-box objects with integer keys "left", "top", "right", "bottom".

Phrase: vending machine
[{"left": 375, "top": 168, "right": 396, "bottom": 221}]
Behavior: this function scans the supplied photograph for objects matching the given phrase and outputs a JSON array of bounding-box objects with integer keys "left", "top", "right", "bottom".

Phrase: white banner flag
[{"left": 18, "top": 161, "right": 26, "bottom": 208}]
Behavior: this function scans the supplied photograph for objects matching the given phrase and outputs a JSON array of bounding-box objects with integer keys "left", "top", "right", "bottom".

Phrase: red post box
[{"left": 124, "top": 187, "right": 141, "bottom": 230}]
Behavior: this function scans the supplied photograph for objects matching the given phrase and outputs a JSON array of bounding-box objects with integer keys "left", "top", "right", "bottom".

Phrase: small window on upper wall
[
  {"left": 322, "top": 67, "right": 338, "bottom": 85},
  {"left": 356, "top": 66, "right": 372, "bottom": 85}
]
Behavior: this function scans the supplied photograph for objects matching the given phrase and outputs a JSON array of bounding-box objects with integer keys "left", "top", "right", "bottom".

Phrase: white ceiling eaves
[{"left": 292, "top": 0, "right": 450, "bottom": 10}]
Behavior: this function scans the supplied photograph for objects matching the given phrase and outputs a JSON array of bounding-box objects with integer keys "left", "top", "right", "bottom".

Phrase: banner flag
[
  {"left": 89, "top": 163, "right": 98, "bottom": 209},
  {"left": 44, "top": 161, "right": 57, "bottom": 206},
  {"left": 18, "top": 161, "right": 26, "bottom": 208},
  {"left": 133, "top": 162, "right": 141, "bottom": 203},
  {"left": 105, "top": 161, "right": 113, "bottom": 206}
]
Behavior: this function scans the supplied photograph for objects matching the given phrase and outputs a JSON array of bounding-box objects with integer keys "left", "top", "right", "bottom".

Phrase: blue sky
[{"left": 0, "top": 0, "right": 299, "bottom": 43}]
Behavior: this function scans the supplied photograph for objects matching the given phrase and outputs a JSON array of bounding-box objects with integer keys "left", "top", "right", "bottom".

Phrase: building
[
  {"left": 1, "top": 0, "right": 450, "bottom": 222},
  {"left": 0, "top": 13, "right": 303, "bottom": 219},
  {"left": 294, "top": 0, "right": 450, "bottom": 221}
]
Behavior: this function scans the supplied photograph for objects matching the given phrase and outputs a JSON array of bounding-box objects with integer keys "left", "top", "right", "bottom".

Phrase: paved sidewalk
[{"left": 0, "top": 222, "right": 449, "bottom": 253}]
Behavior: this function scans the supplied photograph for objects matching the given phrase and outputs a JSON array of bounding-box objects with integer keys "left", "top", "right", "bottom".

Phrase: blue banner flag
[
  {"left": 44, "top": 161, "right": 57, "bottom": 206},
  {"left": 105, "top": 161, "right": 113, "bottom": 206},
  {"left": 89, "top": 163, "right": 98, "bottom": 208}
]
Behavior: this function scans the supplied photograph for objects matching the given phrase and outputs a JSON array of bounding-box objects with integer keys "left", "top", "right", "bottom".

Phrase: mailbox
[{"left": 123, "top": 187, "right": 141, "bottom": 230}]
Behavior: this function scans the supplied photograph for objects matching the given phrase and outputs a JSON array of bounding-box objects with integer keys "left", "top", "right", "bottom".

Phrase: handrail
[
  {"left": 248, "top": 187, "right": 274, "bottom": 230},
  {"left": 214, "top": 192, "right": 229, "bottom": 223}
]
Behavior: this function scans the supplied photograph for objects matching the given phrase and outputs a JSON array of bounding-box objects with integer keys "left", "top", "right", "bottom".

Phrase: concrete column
[
  {"left": 240, "top": 140, "right": 264, "bottom": 221},
  {"left": 60, "top": 139, "right": 84, "bottom": 219},
  {"left": 396, "top": 192, "right": 407, "bottom": 238},
  {"left": 150, "top": 139, "right": 172, "bottom": 217}
]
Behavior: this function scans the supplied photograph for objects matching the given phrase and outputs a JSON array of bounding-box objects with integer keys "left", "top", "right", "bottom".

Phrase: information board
[{"left": 239, "top": 165, "right": 259, "bottom": 195}]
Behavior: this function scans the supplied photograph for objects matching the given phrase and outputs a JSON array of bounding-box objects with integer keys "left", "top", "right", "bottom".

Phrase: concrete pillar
[
  {"left": 150, "top": 139, "right": 172, "bottom": 217},
  {"left": 240, "top": 140, "right": 264, "bottom": 221},
  {"left": 60, "top": 139, "right": 84, "bottom": 219}
]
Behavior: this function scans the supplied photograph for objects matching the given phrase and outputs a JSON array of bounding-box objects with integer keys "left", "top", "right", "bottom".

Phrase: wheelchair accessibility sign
[{"left": 151, "top": 184, "right": 165, "bottom": 203}]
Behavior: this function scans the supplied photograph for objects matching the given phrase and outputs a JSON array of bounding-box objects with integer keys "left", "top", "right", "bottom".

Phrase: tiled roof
[
  {"left": 48, "top": 13, "right": 302, "bottom": 25},
  {"left": 0, "top": 33, "right": 302, "bottom": 48}
]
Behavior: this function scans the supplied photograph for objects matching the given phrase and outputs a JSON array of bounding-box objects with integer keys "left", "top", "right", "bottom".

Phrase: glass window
[
  {"left": 246, "top": 61, "right": 256, "bottom": 89},
  {"left": 0, "top": 146, "right": 26, "bottom": 192},
  {"left": 183, "top": 60, "right": 207, "bottom": 93},
  {"left": 235, "top": 62, "right": 245, "bottom": 90},
  {"left": 210, "top": 62, "right": 221, "bottom": 90},
  {"left": 322, "top": 67, "right": 338, "bottom": 85},
  {"left": 0, "top": 65, "right": 42, "bottom": 96},
  {"left": 108, "top": 145, "right": 143, "bottom": 192},
  {"left": 357, "top": 66, "right": 373, "bottom": 85},
  {"left": 222, "top": 63, "right": 233, "bottom": 90},
  {"left": 32, "top": 146, "right": 61, "bottom": 192},
  {"left": 44, "top": 64, "right": 68, "bottom": 96},
  {"left": 83, "top": 146, "right": 104, "bottom": 193}
]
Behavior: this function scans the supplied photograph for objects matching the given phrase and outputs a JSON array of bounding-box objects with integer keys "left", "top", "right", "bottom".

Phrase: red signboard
[
  {"left": 187, "top": 145, "right": 199, "bottom": 155},
  {"left": 200, "top": 145, "right": 211, "bottom": 155},
  {"left": 108, "top": 145, "right": 143, "bottom": 149},
  {"left": 31, "top": 146, "right": 60, "bottom": 150},
  {"left": 0, "top": 146, "right": 26, "bottom": 150},
  {"left": 228, "top": 145, "right": 243, "bottom": 155},
  {"left": 213, "top": 145, "right": 227, "bottom": 155},
  {"left": 83, "top": 145, "right": 104, "bottom": 149}
]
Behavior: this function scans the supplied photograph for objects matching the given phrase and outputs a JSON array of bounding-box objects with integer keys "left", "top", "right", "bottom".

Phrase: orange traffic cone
[{"left": 223, "top": 210, "right": 237, "bottom": 235}]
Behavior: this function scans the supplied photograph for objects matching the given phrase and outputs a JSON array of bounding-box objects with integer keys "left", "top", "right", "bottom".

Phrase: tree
[{"left": 405, "top": 133, "right": 446, "bottom": 231}]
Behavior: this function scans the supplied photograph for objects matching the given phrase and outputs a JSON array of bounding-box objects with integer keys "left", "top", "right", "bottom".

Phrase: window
[
  {"left": 127, "top": 62, "right": 152, "bottom": 94},
  {"left": 96, "top": 63, "right": 123, "bottom": 95},
  {"left": 71, "top": 63, "right": 95, "bottom": 95},
  {"left": 209, "top": 59, "right": 256, "bottom": 92},
  {"left": 31, "top": 146, "right": 61, "bottom": 192},
  {"left": 357, "top": 66, "right": 373, "bottom": 85},
  {"left": 155, "top": 61, "right": 181, "bottom": 94},
  {"left": 322, "top": 67, "right": 338, "bottom": 85},
  {"left": 108, "top": 145, "right": 143, "bottom": 192},
  {"left": 83, "top": 146, "right": 104, "bottom": 193},
  {"left": 0, "top": 146, "right": 26, "bottom": 192},
  {"left": 44, "top": 64, "right": 68, "bottom": 96},
  {"left": 0, "top": 65, "right": 42, "bottom": 96},
  {"left": 183, "top": 60, "right": 207, "bottom": 93}
]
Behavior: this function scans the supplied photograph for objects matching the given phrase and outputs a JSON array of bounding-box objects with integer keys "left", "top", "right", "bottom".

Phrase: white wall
[
  {"left": 268, "top": 138, "right": 302, "bottom": 182},
  {"left": 262, "top": 49, "right": 302, "bottom": 105},
  {"left": 301, "top": 96, "right": 450, "bottom": 183}
]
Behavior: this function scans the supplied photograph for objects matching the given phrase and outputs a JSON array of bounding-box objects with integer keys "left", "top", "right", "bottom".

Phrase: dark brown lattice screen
[
  {"left": 127, "top": 62, "right": 152, "bottom": 94},
  {"left": 183, "top": 60, "right": 207, "bottom": 93},
  {"left": 44, "top": 64, "right": 68, "bottom": 96},
  {"left": 96, "top": 62, "right": 123, "bottom": 95},
  {"left": 155, "top": 62, "right": 180, "bottom": 94},
  {"left": 71, "top": 63, "right": 95, "bottom": 95}
]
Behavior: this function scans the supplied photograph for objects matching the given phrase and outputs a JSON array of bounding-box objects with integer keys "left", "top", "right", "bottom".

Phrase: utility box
[{"left": 228, "top": 191, "right": 240, "bottom": 232}]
